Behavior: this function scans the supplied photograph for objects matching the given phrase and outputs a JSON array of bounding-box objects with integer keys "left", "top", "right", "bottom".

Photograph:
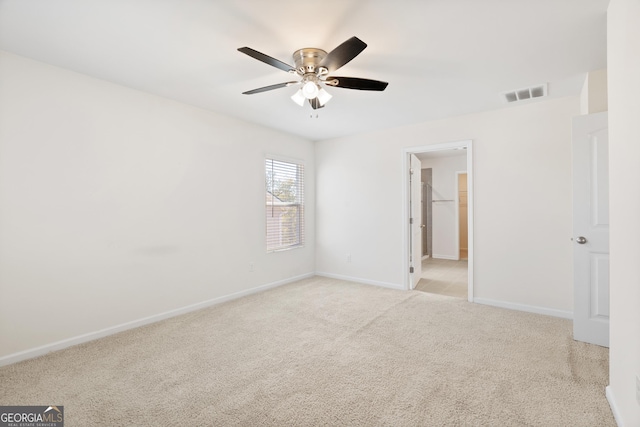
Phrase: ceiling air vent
[{"left": 502, "top": 83, "right": 547, "bottom": 103}]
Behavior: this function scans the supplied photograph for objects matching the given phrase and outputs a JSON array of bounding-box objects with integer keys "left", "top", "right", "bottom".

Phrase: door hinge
[
  {"left": 410, "top": 218, "right": 414, "bottom": 224},
  {"left": 410, "top": 266, "right": 414, "bottom": 273}
]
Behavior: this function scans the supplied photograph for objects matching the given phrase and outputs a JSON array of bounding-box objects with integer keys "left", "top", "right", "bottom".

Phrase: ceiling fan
[{"left": 238, "top": 36, "right": 388, "bottom": 109}]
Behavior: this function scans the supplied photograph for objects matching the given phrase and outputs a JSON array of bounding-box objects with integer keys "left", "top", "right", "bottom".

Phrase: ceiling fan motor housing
[{"left": 293, "top": 48, "right": 327, "bottom": 76}]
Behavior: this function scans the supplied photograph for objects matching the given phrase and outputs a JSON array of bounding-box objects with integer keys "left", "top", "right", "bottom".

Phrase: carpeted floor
[
  {"left": 416, "top": 258, "right": 468, "bottom": 298},
  {"left": 0, "top": 276, "right": 614, "bottom": 426}
]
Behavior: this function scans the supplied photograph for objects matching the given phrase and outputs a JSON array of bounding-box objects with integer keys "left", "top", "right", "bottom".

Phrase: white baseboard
[
  {"left": 473, "top": 297, "right": 573, "bottom": 319},
  {"left": 432, "top": 254, "right": 459, "bottom": 260},
  {"left": 606, "top": 386, "right": 623, "bottom": 427},
  {"left": 0, "top": 273, "right": 314, "bottom": 367},
  {"left": 315, "top": 272, "right": 404, "bottom": 290}
]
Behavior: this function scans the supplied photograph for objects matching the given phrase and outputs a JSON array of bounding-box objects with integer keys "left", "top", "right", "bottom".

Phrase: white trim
[
  {"left": 605, "top": 386, "right": 623, "bottom": 427},
  {"left": 264, "top": 152, "right": 306, "bottom": 166},
  {"left": 315, "top": 272, "right": 403, "bottom": 290},
  {"left": 454, "top": 171, "right": 460, "bottom": 261},
  {"left": 432, "top": 254, "right": 459, "bottom": 261},
  {"left": 0, "top": 273, "right": 314, "bottom": 367},
  {"left": 402, "top": 140, "right": 474, "bottom": 302},
  {"left": 473, "top": 297, "right": 573, "bottom": 319},
  {"left": 466, "top": 142, "right": 474, "bottom": 303}
]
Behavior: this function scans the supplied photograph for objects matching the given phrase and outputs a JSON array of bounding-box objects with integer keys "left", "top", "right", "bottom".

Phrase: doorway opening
[
  {"left": 458, "top": 171, "right": 468, "bottom": 260},
  {"left": 402, "top": 140, "right": 474, "bottom": 302},
  {"left": 421, "top": 171, "right": 432, "bottom": 259}
]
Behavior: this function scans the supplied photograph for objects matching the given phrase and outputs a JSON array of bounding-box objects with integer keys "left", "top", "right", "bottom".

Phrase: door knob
[
  {"left": 420, "top": 224, "right": 426, "bottom": 229},
  {"left": 576, "top": 236, "right": 587, "bottom": 244}
]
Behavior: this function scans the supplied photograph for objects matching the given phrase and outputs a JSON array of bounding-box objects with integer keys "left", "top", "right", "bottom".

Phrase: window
[{"left": 265, "top": 158, "right": 304, "bottom": 252}]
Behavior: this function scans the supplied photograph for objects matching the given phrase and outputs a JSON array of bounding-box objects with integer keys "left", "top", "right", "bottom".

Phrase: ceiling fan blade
[
  {"left": 318, "top": 36, "right": 367, "bottom": 72},
  {"left": 326, "top": 77, "right": 388, "bottom": 91},
  {"left": 238, "top": 47, "right": 295, "bottom": 73},
  {"left": 309, "top": 98, "right": 324, "bottom": 109},
  {"left": 242, "top": 81, "right": 299, "bottom": 95}
]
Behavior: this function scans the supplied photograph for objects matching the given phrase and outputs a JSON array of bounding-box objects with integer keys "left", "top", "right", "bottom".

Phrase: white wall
[
  {"left": 0, "top": 51, "right": 315, "bottom": 360},
  {"left": 419, "top": 154, "right": 467, "bottom": 259},
  {"left": 607, "top": 0, "right": 640, "bottom": 425},
  {"left": 316, "top": 97, "right": 578, "bottom": 314}
]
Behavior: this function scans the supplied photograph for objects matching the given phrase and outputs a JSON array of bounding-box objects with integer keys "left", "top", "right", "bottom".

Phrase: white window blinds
[{"left": 265, "top": 158, "right": 305, "bottom": 252}]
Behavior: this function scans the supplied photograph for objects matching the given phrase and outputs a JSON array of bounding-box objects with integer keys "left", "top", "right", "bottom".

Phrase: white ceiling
[{"left": 0, "top": 0, "right": 608, "bottom": 141}]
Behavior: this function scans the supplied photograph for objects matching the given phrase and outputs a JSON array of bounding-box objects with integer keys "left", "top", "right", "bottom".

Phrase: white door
[
  {"left": 573, "top": 111, "right": 609, "bottom": 347},
  {"left": 410, "top": 154, "right": 422, "bottom": 289}
]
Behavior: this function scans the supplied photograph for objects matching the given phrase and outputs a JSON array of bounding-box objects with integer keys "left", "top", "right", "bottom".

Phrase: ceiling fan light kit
[{"left": 238, "top": 37, "right": 388, "bottom": 110}]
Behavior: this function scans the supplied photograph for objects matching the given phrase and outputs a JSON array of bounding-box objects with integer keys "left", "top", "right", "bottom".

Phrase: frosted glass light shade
[
  {"left": 302, "top": 81, "right": 319, "bottom": 99},
  {"left": 317, "top": 88, "right": 332, "bottom": 106},
  {"left": 291, "top": 89, "right": 305, "bottom": 106}
]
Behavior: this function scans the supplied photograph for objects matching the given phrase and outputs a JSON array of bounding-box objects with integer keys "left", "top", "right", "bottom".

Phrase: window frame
[{"left": 265, "top": 155, "right": 305, "bottom": 253}]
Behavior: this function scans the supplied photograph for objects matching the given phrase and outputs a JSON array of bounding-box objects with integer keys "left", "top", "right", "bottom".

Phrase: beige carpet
[
  {"left": 0, "top": 276, "right": 614, "bottom": 426},
  {"left": 416, "top": 258, "right": 469, "bottom": 298}
]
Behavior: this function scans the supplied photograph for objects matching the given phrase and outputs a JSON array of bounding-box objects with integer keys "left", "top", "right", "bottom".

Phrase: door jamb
[{"left": 401, "top": 140, "right": 474, "bottom": 302}]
